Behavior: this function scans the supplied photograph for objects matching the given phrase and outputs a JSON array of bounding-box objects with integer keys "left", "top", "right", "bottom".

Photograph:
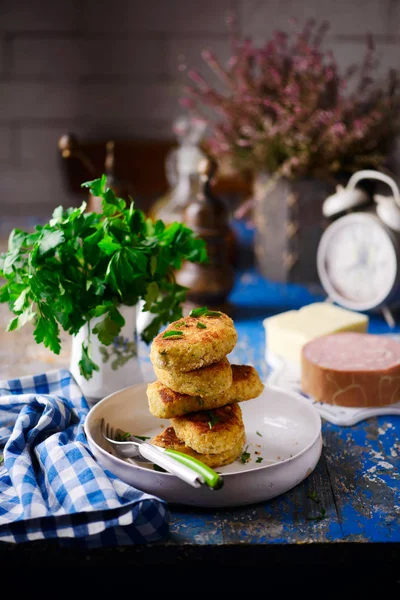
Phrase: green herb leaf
[
  {"left": 7, "top": 229, "right": 29, "bottom": 251},
  {"left": 1, "top": 248, "right": 20, "bottom": 275},
  {"left": 150, "top": 256, "right": 157, "bottom": 276},
  {"left": 256, "top": 431, "right": 263, "bottom": 437},
  {"left": 240, "top": 446, "right": 251, "bottom": 464},
  {"left": 189, "top": 306, "right": 209, "bottom": 317},
  {"left": 7, "top": 306, "right": 34, "bottom": 332},
  {"left": 143, "top": 281, "right": 159, "bottom": 311},
  {"left": 162, "top": 330, "right": 184, "bottom": 338},
  {"left": 81, "top": 174, "right": 107, "bottom": 196},
  {"left": 307, "top": 491, "right": 320, "bottom": 503},
  {"left": 79, "top": 342, "right": 100, "bottom": 380},
  {"left": 189, "top": 307, "right": 221, "bottom": 318},
  {"left": 37, "top": 230, "right": 64, "bottom": 255},
  {"left": 256, "top": 457, "right": 264, "bottom": 463},
  {"left": 6, "top": 316, "right": 20, "bottom": 332},
  {"left": 307, "top": 507, "right": 327, "bottom": 521},
  {"left": 98, "top": 236, "right": 121, "bottom": 256},
  {"left": 33, "top": 310, "right": 61, "bottom": 354},
  {"left": 207, "top": 412, "right": 220, "bottom": 429},
  {"left": 13, "top": 288, "right": 29, "bottom": 313},
  {"left": 196, "top": 321, "right": 207, "bottom": 329},
  {"left": 92, "top": 308, "right": 125, "bottom": 346},
  {"left": 0, "top": 174, "right": 207, "bottom": 379},
  {"left": 115, "top": 431, "right": 131, "bottom": 441}
]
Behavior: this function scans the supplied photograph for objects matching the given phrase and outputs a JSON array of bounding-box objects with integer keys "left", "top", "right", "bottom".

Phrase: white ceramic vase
[
  {"left": 135, "top": 299, "right": 157, "bottom": 338},
  {"left": 70, "top": 304, "right": 144, "bottom": 404}
]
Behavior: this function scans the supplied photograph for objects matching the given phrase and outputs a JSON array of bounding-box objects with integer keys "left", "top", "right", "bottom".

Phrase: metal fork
[{"left": 101, "top": 418, "right": 223, "bottom": 490}]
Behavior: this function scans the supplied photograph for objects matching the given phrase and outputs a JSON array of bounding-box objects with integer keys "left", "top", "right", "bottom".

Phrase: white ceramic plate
[{"left": 84, "top": 383, "right": 322, "bottom": 508}]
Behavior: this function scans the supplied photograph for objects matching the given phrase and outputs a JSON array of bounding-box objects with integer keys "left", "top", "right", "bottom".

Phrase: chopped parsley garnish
[
  {"left": 115, "top": 431, "right": 150, "bottom": 442},
  {"left": 240, "top": 446, "right": 251, "bottom": 463},
  {"left": 207, "top": 412, "right": 220, "bottom": 429},
  {"left": 175, "top": 321, "right": 185, "bottom": 328},
  {"left": 162, "top": 330, "right": 184, "bottom": 338},
  {"left": 256, "top": 431, "right": 263, "bottom": 437},
  {"left": 256, "top": 456, "right": 264, "bottom": 463},
  {"left": 307, "top": 507, "right": 326, "bottom": 521},
  {"left": 189, "top": 307, "right": 222, "bottom": 318},
  {"left": 189, "top": 306, "right": 208, "bottom": 317},
  {"left": 308, "top": 491, "right": 320, "bottom": 503},
  {"left": 115, "top": 431, "right": 131, "bottom": 441},
  {"left": 196, "top": 322, "right": 207, "bottom": 329},
  {"left": 307, "top": 492, "right": 326, "bottom": 520}
]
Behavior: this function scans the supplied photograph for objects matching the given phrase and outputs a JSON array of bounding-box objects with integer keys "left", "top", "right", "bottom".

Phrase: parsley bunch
[{"left": 0, "top": 175, "right": 207, "bottom": 379}]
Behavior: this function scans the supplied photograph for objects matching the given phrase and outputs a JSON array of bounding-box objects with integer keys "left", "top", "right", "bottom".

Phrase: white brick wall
[
  {"left": 0, "top": 82, "right": 79, "bottom": 119},
  {"left": 18, "top": 122, "right": 81, "bottom": 166},
  {"left": 78, "top": 81, "right": 181, "bottom": 120},
  {"left": 240, "top": 0, "right": 394, "bottom": 37},
  {"left": 81, "top": 38, "right": 168, "bottom": 79},
  {"left": 81, "top": 0, "right": 233, "bottom": 34},
  {"left": 0, "top": 0, "right": 80, "bottom": 32},
  {"left": 12, "top": 38, "right": 83, "bottom": 78},
  {"left": 0, "top": 0, "right": 399, "bottom": 217},
  {"left": 0, "top": 36, "right": 6, "bottom": 75},
  {"left": 0, "top": 125, "right": 12, "bottom": 161},
  {"left": 12, "top": 37, "right": 169, "bottom": 79}
]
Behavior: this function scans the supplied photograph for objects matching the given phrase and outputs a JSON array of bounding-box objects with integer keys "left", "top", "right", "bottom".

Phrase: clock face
[{"left": 317, "top": 213, "right": 398, "bottom": 311}]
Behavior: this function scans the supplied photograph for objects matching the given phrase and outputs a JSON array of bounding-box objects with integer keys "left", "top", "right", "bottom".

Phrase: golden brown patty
[
  {"left": 150, "top": 312, "right": 238, "bottom": 372},
  {"left": 151, "top": 426, "right": 246, "bottom": 468},
  {"left": 147, "top": 364, "right": 264, "bottom": 418},
  {"left": 170, "top": 403, "right": 244, "bottom": 455},
  {"left": 153, "top": 358, "right": 232, "bottom": 398}
]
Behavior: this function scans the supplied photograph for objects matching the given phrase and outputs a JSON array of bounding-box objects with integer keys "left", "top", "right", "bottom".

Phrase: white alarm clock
[{"left": 317, "top": 170, "right": 400, "bottom": 327}]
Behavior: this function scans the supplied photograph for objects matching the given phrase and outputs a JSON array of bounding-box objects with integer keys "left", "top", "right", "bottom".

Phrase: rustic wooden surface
[{"left": 0, "top": 230, "right": 399, "bottom": 576}]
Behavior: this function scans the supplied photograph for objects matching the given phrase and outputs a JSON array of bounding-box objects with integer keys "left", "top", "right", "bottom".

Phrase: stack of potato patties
[{"left": 146, "top": 309, "right": 265, "bottom": 468}]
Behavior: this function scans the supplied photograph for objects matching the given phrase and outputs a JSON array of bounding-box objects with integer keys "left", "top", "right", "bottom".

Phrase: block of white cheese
[{"left": 263, "top": 303, "right": 369, "bottom": 364}]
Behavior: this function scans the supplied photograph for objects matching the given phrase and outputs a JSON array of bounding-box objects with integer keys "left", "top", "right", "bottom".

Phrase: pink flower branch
[{"left": 178, "top": 17, "right": 400, "bottom": 180}]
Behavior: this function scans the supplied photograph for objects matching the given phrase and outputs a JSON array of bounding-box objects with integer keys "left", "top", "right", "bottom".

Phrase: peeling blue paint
[{"left": 168, "top": 266, "right": 400, "bottom": 546}]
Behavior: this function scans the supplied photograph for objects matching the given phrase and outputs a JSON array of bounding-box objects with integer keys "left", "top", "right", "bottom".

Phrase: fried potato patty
[
  {"left": 151, "top": 427, "right": 246, "bottom": 468},
  {"left": 170, "top": 403, "right": 244, "bottom": 455},
  {"left": 150, "top": 312, "right": 238, "bottom": 372},
  {"left": 147, "top": 364, "right": 264, "bottom": 418},
  {"left": 153, "top": 357, "right": 232, "bottom": 397}
]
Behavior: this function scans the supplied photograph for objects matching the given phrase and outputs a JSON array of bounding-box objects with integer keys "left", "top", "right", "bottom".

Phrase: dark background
[{"left": 0, "top": 0, "right": 399, "bottom": 229}]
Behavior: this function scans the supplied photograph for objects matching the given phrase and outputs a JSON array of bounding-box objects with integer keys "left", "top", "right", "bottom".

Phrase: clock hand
[
  {"left": 345, "top": 262, "right": 362, "bottom": 272},
  {"left": 358, "top": 245, "right": 369, "bottom": 266},
  {"left": 345, "top": 250, "right": 368, "bottom": 271}
]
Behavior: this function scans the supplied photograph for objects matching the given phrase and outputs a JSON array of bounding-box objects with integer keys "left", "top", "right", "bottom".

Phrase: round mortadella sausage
[{"left": 301, "top": 332, "right": 400, "bottom": 407}]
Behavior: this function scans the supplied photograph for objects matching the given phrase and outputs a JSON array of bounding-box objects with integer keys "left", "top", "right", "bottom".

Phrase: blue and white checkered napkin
[{"left": 0, "top": 369, "right": 169, "bottom": 547}]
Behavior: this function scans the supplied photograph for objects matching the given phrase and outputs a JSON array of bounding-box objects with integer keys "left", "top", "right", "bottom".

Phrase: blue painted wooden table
[
  {"left": 153, "top": 264, "right": 398, "bottom": 578},
  {"left": 1, "top": 262, "right": 399, "bottom": 579}
]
